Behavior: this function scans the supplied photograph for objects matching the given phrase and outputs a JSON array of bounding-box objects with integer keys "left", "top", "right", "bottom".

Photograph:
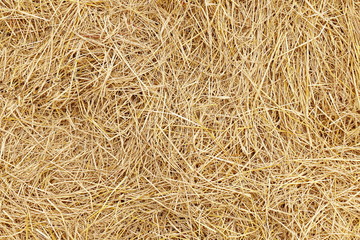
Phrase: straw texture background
[{"left": 0, "top": 0, "right": 359, "bottom": 239}]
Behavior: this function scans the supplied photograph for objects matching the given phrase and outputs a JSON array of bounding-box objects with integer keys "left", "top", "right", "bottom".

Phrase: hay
[{"left": 0, "top": 0, "right": 359, "bottom": 239}]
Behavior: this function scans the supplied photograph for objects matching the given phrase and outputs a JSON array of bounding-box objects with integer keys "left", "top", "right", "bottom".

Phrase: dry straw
[{"left": 0, "top": 0, "right": 359, "bottom": 239}]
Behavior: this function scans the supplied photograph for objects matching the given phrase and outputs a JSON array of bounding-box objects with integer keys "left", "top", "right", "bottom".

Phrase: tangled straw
[{"left": 0, "top": 0, "right": 359, "bottom": 239}]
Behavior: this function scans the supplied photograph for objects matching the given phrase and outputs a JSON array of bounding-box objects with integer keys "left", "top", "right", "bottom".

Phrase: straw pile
[{"left": 0, "top": 0, "right": 359, "bottom": 239}]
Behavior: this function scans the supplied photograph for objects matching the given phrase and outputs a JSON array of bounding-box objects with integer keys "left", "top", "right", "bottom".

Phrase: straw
[{"left": 0, "top": 0, "right": 359, "bottom": 239}]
